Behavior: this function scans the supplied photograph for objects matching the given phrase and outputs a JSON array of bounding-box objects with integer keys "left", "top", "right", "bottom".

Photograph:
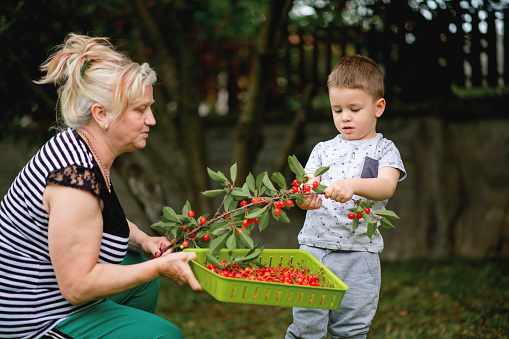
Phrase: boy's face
[{"left": 329, "top": 87, "right": 385, "bottom": 141}]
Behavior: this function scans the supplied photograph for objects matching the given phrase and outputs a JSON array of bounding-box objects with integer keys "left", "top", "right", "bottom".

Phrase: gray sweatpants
[{"left": 286, "top": 245, "right": 381, "bottom": 339}]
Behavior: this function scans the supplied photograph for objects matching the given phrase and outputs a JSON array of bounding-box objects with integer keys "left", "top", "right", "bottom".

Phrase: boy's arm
[
  {"left": 296, "top": 175, "right": 322, "bottom": 210},
  {"left": 323, "top": 167, "right": 401, "bottom": 203}
]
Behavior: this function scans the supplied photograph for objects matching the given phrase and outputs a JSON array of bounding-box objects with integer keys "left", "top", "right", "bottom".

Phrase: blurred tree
[{"left": 1, "top": 0, "right": 507, "bottom": 225}]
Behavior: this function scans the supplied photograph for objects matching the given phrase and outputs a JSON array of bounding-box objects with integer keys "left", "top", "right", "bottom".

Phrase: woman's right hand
[{"left": 158, "top": 251, "right": 203, "bottom": 291}]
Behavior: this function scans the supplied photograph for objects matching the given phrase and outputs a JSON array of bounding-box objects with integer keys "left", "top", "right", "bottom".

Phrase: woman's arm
[
  {"left": 44, "top": 183, "right": 201, "bottom": 305},
  {"left": 127, "top": 219, "right": 172, "bottom": 258}
]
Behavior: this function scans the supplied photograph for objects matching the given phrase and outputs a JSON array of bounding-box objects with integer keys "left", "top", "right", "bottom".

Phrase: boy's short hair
[{"left": 327, "top": 55, "right": 384, "bottom": 100}]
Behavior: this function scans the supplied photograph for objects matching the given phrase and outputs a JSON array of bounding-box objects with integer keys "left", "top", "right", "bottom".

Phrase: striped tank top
[{"left": 0, "top": 128, "right": 129, "bottom": 338}]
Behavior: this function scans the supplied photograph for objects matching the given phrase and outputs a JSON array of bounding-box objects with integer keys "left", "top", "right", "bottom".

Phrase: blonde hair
[
  {"left": 35, "top": 33, "right": 157, "bottom": 129},
  {"left": 327, "top": 55, "right": 384, "bottom": 101}
]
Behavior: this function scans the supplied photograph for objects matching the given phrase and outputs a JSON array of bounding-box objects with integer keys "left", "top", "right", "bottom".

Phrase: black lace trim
[{"left": 47, "top": 165, "right": 101, "bottom": 198}]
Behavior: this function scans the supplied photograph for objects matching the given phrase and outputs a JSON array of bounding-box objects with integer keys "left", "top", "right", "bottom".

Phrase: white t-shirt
[{"left": 299, "top": 133, "right": 406, "bottom": 253}]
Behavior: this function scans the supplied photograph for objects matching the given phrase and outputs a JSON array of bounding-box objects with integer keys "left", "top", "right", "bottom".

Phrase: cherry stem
[{"left": 161, "top": 192, "right": 319, "bottom": 253}]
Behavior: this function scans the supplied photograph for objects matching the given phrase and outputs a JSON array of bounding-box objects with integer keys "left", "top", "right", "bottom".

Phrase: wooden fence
[{"left": 196, "top": 5, "right": 508, "bottom": 116}]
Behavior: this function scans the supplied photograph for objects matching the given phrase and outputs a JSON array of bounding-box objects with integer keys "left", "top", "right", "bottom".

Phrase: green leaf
[
  {"left": 224, "top": 194, "right": 235, "bottom": 211},
  {"left": 262, "top": 172, "right": 276, "bottom": 192},
  {"left": 202, "top": 189, "right": 225, "bottom": 198},
  {"left": 211, "top": 225, "right": 230, "bottom": 236},
  {"left": 241, "top": 182, "right": 251, "bottom": 196},
  {"left": 230, "top": 188, "right": 250, "bottom": 199},
  {"left": 246, "top": 173, "right": 256, "bottom": 192},
  {"left": 270, "top": 172, "right": 287, "bottom": 189},
  {"left": 162, "top": 207, "right": 181, "bottom": 223},
  {"left": 257, "top": 212, "right": 269, "bottom": 232},
  {"left": 375, "top": 210, "right": 400, "bottom": 220},
  {"left": 256, "top": 172, "right": 266, "bottom": 191},
  {"left": 207, "top": 167, "right": 229, "bottom": 186},
  {"left": 245, "top": 205, "right": 268, "bottom": 219},
  {"left": 293, "top": 193, "right": 306, "bottom": 203},
  {"left": 234, "top": 247, "right": 264, "bottom": 263},
  {"left": 230, "top": 163, "right": 237, "bottom": 183},
  {"left": 312, "top": 184, "right": 327, "bottom": 194},
  {"left": 150, "top": 221, "right": 176, "bottom": 230},
  {"left": 380, "top": 217, "right": 395, "bottom": 229},
  {"left": 226, "top": 233, "right": 237, "bottom": 251},
  {"left": 314, "top": 166, "right": 330, "bottom": 177},
  {"left": 367, "top": 223, "right": 377, "bottom": 240},
  {"left": 205, "top": 253, "right": 224, "bottom": 268},
  {"left": 273, "top": 208, "right": 290, "bottom": 223},
  {"left": 362, "top": 211, "right": 374, "bottom": 224},
  {"left": 288, "top": 155, "right": 307, "bottom": 177},
  {"left": 351, "top": 218, "right": 359, "bottom": 232},
  {"left": 238, "top": 231, "right": 254, "bottom": 249},
  {"left": 209, "top": 232, "right": 228, "bottom": 255},
  {"left": 182, "top": 201, "right": 192, "bottom": 216}
]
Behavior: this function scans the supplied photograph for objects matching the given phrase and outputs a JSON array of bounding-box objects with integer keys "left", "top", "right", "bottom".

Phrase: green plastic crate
[{"left": 184, "top": 248, "right": 349, "bottom": 310}]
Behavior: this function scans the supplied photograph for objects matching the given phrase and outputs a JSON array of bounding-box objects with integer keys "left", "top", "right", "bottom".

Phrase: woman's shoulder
[{"left": 43, "top": 128, "right": 94, "bottom": 170}]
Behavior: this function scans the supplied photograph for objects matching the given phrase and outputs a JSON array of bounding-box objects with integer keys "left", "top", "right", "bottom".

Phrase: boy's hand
[
  {"left": 296, "top": 193, "right": 322, "bottom": 210},
  {"left": 323, "top": 179, "right": 355, "bottom": 203}
]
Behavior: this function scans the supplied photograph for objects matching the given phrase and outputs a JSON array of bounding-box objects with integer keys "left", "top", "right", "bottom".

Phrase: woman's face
[{"left": 110, "top": 85, "right": 155, "bottom": 154}]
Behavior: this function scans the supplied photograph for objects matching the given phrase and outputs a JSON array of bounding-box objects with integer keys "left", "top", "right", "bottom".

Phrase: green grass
[{"left": 156, "top": 257, "right": 509, "bottom": 338}]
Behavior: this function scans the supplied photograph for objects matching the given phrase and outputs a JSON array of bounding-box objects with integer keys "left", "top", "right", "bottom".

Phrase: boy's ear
[{"left": 375, "top": 98, "right": 386, "bottom": 118}]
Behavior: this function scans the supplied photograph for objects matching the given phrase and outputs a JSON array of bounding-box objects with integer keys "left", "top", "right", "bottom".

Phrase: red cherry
[
  {"left": 364, "top": 208, "right": 371, "bottom": 214},
  {"left": 183, "top": 226, "right": 188, "bottom": 232},
  {"left": 286, "top": 200, "right": 294, "bottom": 207},
  {"left": 187, "top": 210, "right": 195, "bottom": 217},
  {"left": 240, "top": 200, "right": 248, "bottom": 207},
  {"left": 199, "top": 217, "right": 207, "bottom": 224},
  {"left": 260, "top": 197, "right": 266, "bottom": 204},
  {"left": 182, "top": 241, "right": 189, "bottom": 248},
  {"left": 274, "top": 208, "right": 282, "bottom": 215},
  {"left": 292, "top": 179, "right": 300, "bottom": 187},
  {"left": 348, "top": 213, "right": 355, "bottom": 220},
  {"left": 303, "top": 185, "right": 311, "bottom": 193},
  {"left": 291, "top": 186, "right": 299, "bottom": 193},
  {"left": 251, "top": 197, "right": 259, "bottom": 205},
  {"left": 202, "top": 234, "right": 210, "bottom": 241},
  {"left": 189, "top": 233, "right": 196, "bottom": 239},
  {"left": 242, "top": 219, "right": 249, "bottom": 227},
  {"left": 356, "top": 213, "right": 363, "bottom": 219},
  {"left": 254, "top": 218, "right": 260, "bottom": 224},
  {"left": 312, "top": 181, "right": 319, "bottom": 188},
  {"left": 237, "top": 228, "right": 244, "bottom": 233}
]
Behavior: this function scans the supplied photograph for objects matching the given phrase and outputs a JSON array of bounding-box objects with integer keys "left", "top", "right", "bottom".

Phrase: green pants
[{"left": 52, "top": 251, "right": 183, "bottom": 339}]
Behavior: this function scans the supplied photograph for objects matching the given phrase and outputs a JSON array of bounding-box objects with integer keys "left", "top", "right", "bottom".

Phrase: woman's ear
[
  {"left": 90, "top": 103, "right": 108, "bottom": 130},
  {"left": 375, "top": 98, "right": 386, "bottom": 118}
]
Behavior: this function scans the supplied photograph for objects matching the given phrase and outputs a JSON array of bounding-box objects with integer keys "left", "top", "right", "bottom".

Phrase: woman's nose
[{"left": 145, "top": 109, "right": 156, "bottom": 126}]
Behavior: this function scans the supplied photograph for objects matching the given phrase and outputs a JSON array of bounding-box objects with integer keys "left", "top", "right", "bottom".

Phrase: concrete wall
[{"left": 2, "top": 114, "right": 508, "bottom": 260}]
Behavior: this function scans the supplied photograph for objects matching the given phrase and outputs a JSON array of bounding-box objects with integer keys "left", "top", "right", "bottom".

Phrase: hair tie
[{"left": 80, "top": 60, "right": 92, "bottom": 77}]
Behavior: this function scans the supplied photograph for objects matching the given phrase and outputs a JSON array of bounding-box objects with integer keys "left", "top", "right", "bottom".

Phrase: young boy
[{"left": 286, "top": 55, "right": 406, "bottom": 339}]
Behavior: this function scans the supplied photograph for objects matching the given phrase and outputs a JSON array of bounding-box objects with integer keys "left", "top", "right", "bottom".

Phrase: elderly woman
[{"left": 0, "top": 33, "right": 201, "bottom": 339}]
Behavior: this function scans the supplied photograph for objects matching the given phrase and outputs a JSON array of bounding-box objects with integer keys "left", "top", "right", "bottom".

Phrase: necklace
[{"left": 77, "top": 130, "right": 111, "bottom": 193}]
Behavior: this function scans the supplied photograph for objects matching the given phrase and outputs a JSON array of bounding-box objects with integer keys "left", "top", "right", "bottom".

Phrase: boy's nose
[{"left": 341, "top": 112, "right": 352, "bottom": 121}]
